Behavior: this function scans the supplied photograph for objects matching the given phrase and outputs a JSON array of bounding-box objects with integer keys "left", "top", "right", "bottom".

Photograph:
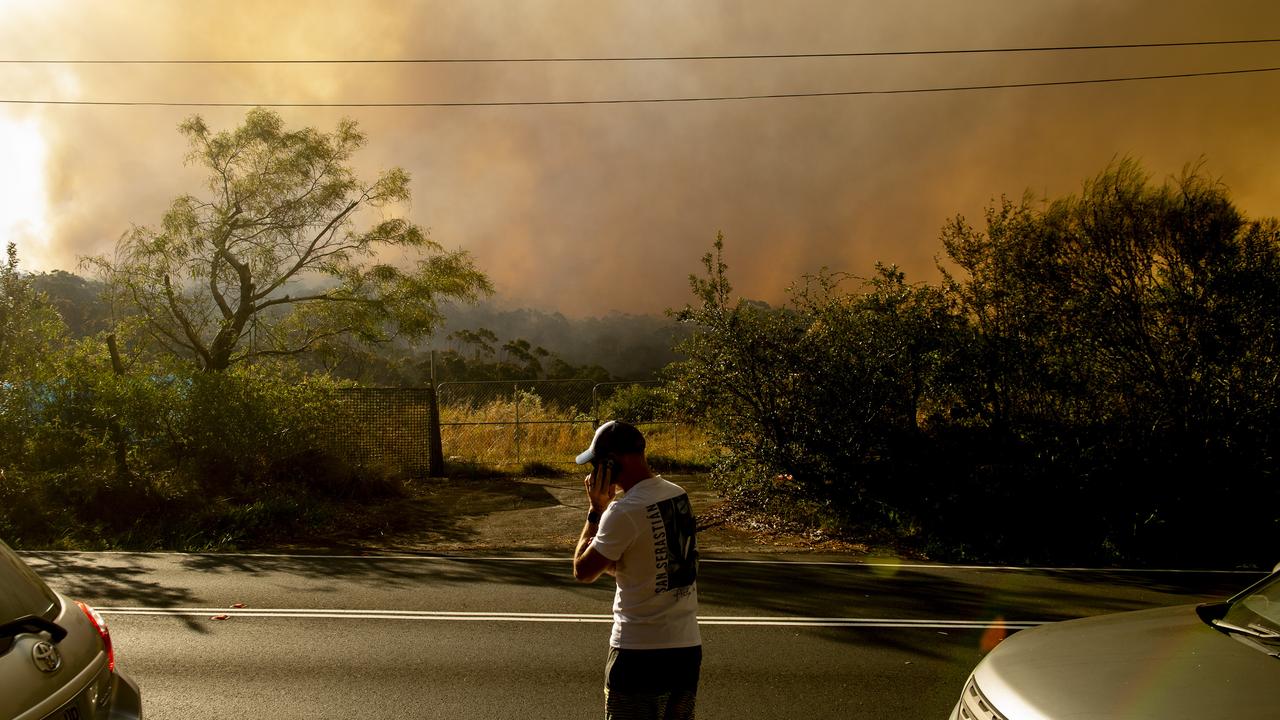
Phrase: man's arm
[
  {"left": 573, "top": 517, "right": 616, "bottom": 583},
  {"left": 573, "top": 471, "right": 618, "bottom": 583}
]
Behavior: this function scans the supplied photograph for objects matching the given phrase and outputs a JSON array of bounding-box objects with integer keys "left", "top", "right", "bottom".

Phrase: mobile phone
[{"left": 593, "top": 459, "right": 615, "bottom": 495}]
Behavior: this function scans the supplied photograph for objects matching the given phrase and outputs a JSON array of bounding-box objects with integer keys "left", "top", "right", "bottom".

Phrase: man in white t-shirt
[{"left": 572, "top": 420, "right": 701, "bottom": 719}]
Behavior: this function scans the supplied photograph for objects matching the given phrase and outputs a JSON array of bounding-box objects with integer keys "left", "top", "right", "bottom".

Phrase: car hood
[{"left": 973, "top": 604, "right": 1280, "bottom": 720}]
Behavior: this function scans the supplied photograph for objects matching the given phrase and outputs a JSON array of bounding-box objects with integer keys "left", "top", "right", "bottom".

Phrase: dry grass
[{"left": 439, "top": 394, "right": 711, "bottom": 468}]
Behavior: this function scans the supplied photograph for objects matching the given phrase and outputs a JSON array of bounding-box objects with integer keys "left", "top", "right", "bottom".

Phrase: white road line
[
  {"left": 705, "top": 560, "right": 1264, "bottom": 574},
  {"left": 97, "top": 606, "right": 1044, "bottom": 629},
  {"left": 22, "top": 550, "right": 1264, "bottom": 574}
]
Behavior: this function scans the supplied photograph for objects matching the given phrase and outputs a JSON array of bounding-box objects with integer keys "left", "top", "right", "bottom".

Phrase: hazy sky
[{"left": 2, "top": 1, "right": 1279, "bottom": 316}]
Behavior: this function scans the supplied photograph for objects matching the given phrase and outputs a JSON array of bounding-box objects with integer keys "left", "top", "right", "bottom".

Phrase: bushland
[{"left": 670, "top": 160, "right": 1279, "bottom": 568}]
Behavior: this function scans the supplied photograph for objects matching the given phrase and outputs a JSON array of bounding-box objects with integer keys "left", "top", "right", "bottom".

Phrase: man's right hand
[{"left": 585, "top": 467, "right": 616, "bottom": 512}]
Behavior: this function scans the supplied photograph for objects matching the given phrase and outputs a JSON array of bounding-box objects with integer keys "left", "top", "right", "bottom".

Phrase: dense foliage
[
  {"left": 672, "top": 163, "right": 1279, "bottom": 566},
  {"left": 669, "top": 236, "right": 963, "bottom": 535},
  {"left": 0, "top": 243, "right": 64, "bottom": 381},
  {"left": 5, "top": 157, "right": 1275, "bottom": 565},
  {"left": 0, "top": 319, "right": 390, "bottom": 549}
]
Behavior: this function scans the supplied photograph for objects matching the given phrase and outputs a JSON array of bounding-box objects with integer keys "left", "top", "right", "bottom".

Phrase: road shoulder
[{"left": 268, "top": 473, "right": 882, "bottom": 558}]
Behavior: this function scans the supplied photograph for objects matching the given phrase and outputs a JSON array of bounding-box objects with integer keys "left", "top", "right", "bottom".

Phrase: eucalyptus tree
[{"left": 89, "top": 108, "right": 491, "bottom": 372}]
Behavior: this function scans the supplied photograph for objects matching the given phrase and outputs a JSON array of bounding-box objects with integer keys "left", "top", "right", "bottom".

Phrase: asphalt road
[{"left": 23, "top": 551, "right": 1262, "bottom": 719}]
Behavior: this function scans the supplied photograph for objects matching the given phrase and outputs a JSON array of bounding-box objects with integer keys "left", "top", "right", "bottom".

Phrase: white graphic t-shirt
[{"left": 590, "top": 476, "right": 701, "bottom": 649}]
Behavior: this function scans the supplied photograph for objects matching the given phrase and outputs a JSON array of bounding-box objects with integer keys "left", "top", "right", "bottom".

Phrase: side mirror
[
  {"left": 1196, "top": 601, "right": 1229, "bottom": 624},
  {"left": 1273, "top": 562, "right": 1280, "bottom": 575}
]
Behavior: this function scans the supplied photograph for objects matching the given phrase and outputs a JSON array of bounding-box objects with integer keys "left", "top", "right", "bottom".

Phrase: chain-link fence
[
  {"left": 436, "top": 379, "right": 696, "bottom": 467},
  {"left": 435, "top": 380, "right": 593, "bottom": 467},
  {"left": 322, "top": 381, "right": 702, "bottom": 474}
]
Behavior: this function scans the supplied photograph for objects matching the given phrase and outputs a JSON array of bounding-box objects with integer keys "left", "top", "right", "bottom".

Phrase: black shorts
[
  {"left": 605, "top": 645, "right": 702, "bottom": 694},
  {"left": 605, "top": 646, "right": 702, "bottom": 719}
]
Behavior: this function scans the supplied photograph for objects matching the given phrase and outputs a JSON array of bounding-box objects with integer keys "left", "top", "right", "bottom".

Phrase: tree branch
[
  {"left": 254, "top": 199, "right": 361, "bottom": 302},
  {"left": 255, "top": 291, "right": 379, "bottom": 312},
  {"left": 234, "top": 325, "right": 357, "bottom": 364},
  {"left": 208, "top": 204, "right": 246, "bottom": 321},
  {"left": 162, "top": 274, "right": 213, "bottom": 367}
]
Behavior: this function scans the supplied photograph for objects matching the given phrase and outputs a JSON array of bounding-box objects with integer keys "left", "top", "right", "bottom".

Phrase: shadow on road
[
  {"left": 24, "top": 552, "right": 208, "bottom": 633},
  {"left": 177, "top": 552, "right": 616, "bottom": 604},
  {"left": 1036, "top": 568, "right": 1260, "bottom": 596},
  {"left": 697, "top": 561, "right": 1254, "bottom": 659},
  {"left": 163, "top": 552, "right": 1261, "bottom": 661}
]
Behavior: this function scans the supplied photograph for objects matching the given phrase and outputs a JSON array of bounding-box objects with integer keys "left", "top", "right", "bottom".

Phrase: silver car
[
  {"left": 951, "top": 565, "right": 1280, "bottom": 719},
  {"left": 0, "top": 539, "right": 142, "bottom": 719}
]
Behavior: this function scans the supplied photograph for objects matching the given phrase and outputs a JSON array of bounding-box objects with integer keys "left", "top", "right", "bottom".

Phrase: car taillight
[{"left": 76, "top": 600, "right": 115, "bottom": 673}]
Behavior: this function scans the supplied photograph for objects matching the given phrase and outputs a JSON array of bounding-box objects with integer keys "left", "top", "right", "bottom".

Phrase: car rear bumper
[{"left": 107, "top": 669, "right": 142, "bottom": 720}]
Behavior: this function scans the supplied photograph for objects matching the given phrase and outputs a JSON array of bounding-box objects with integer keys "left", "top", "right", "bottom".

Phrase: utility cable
[
  {"left": 0, "top": 38, "right": 1277, "bottom": 64},
  {"left": 1, "top": 65, "right": 1276, "bottom": 107}
]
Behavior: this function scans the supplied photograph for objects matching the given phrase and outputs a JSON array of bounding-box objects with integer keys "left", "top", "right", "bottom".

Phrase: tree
[
  {"left": 0, "top": 243, "right": 64, "bottom": 379},
  {"left": 427, "top": 326, "right": 607, "bottom": 382},
  {"left": 940, "top": 159, "right": 1280, "bottom": 560},
  {"left": 88, "top": 109, "right": 491, "bottom": 372},
  {"left": 449, "top": 327, "right": 499, "bottom": 361},
  {"left": 669, "top": 234, "right": 960, "bottom": 526},
  {"left": 0, "top": 244, "right": 69, "bottom": 472},
  {"left": 500, "top": 338, "right": 549, "bottom": 378},
  {"left": 31, "top": 270, "right": 110, "bottom": 338}
]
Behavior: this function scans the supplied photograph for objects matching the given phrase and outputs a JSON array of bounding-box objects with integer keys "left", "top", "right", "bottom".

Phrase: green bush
[
  {"left": 597, "top": 383, "right": 671, "bottom": 424},
  {"left": 0, "top": 353, "right": 412, "bottom": 550},
  {"left": 175, "top": 366, "right": 350, "bottom": 491},
  {"left": 671, "top": 236, "right": 959, "bottom": 531},
  {"left": 672, "top": 162, "right": 1280, "bottom": 567}
]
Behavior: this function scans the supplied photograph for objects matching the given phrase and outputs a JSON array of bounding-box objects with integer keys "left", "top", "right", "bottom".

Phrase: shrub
[
  {"left": 670, "top": 236, "right": 959, "bottom": 531},
  {"left": 174, "top": 366, "right": 351, "bottom": 491},
  {"left": 597, "top": 383, "right": 671, "bottom": 424}
]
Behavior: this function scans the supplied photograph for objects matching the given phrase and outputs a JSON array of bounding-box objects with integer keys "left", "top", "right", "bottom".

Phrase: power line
[
  {"left": 1, "top": 65, "right": 1276, "bottom": 108},
  {"left": 1, "top": 38, "right": 1278, "bottom": 64}
]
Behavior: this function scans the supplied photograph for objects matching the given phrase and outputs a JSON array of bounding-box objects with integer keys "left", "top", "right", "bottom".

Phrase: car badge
[{"left": 32, "top": 641, "right": 62, "bottom": 673}]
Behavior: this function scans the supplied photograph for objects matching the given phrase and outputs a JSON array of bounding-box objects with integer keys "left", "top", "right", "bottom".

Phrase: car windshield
[
  {"left": 1222, "top": 574, "right": 1280, "bottom": 640},
  {"left": 0, "top": 540, "right": 58, "bottom": 628}
]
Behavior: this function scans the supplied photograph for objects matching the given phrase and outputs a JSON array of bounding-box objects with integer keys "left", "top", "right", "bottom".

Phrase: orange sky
[{"left": 1, "top": 0, "right": 1279, "bottom": 316}]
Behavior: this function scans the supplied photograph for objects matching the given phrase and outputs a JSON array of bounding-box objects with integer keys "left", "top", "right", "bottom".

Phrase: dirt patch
[{"left": 271, "top": 473, "right": 881, "bottom": 557}]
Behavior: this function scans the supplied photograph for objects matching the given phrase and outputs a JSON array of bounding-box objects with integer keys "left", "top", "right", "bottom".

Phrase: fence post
[
  {"left": 513, "top": 383, "right": 522, "bottom": 465},
  {"left": 428, "top": 351, "right": 445, "bottom": 476}
]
